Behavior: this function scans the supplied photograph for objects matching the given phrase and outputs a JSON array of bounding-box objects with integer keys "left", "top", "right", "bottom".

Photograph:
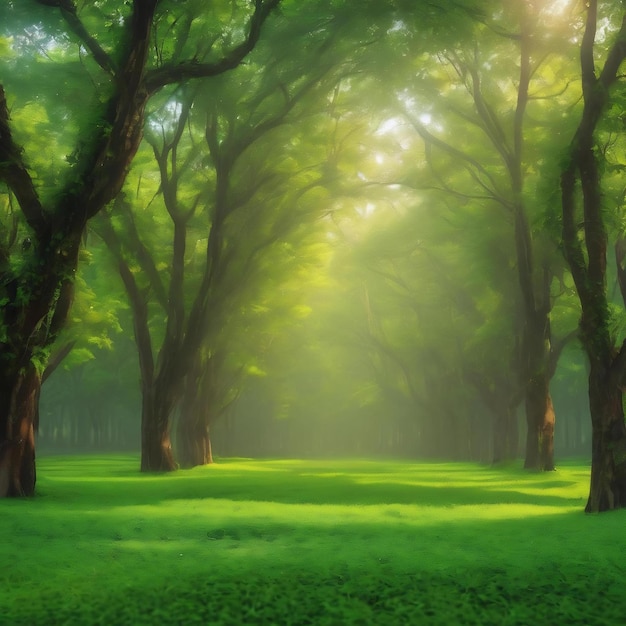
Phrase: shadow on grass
[
  {"left": 33, "top": 455, "right": 586, "bottom": 510},
  {"left": 4, "top": 456, "right": 624, "bottom": 625}
]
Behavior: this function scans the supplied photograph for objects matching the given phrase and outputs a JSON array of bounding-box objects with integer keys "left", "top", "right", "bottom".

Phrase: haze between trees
[{"left": 1, "top": 1, "right": 626, "bottom": 512}]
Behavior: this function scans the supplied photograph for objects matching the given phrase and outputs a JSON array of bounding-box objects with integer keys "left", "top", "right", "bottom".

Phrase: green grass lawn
[{"left": 1, "top": 455, "right": 624, "bottom": 625}]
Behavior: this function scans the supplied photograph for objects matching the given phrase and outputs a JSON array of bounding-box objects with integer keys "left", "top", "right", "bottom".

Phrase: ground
[{"left": 0, "top": 455, "right": 622, "bottom": 625}]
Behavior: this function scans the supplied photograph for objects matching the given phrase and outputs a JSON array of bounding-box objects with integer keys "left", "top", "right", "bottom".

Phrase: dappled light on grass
[{"left": 2, "top": 456, "right": 623, "bottom": 625}]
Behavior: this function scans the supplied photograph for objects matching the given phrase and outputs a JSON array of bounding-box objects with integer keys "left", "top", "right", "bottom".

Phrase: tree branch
[
  {"left": 465, "top": 61, "right": 513, "bottom": 171},
  {"left": 36, "top": 0, "right": 118, "bottom": 75},
  {"left": 580, "top": 0, "right": 598, "bottom": 100},
  {"left": 561, "top": 7, "right": 626, "bottom": 306},
  {"left": 548, "top": 329, "right": 577, "bottom": 379},
  {"left": 96, "top": 213, "right": 155, "bottom": 383},
  {"left": 144, "top": 0, "right": 281, "bottom": 94},
  {"left": 42, "top": 339, "right": 76, "bottom": 383},
  {"left": 91, "top": 194, "right": 169, "bottom": 312},
  {"left": 0, "top": 86, "right": 46, "bottom": 237},
  {"left": 410, "top": 115, "right": 511, "bottom": 208}
]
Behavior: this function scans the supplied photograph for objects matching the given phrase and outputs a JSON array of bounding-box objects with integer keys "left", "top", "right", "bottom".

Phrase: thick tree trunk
[
  {"left": 140, "top": 388, "right": 176, "bottom": 472},
  {"left": 585, "top": 361, "right": 626, "bottom": 512},
  {"left": 558, "top": 2, "right": 626, "bottom": 512},
  {"left": 177, "top": 414, "right": 213, "bottom": 468},
  {"left": 176, "top": 373, "right": 214, "bottom": 468},
  {"left": 523, "top": 372, "right": 555, "bottom": 471},
  {"left": 0, "top": 365, "right": 40, "bottom": 496},
  {"left": 0, "top": 252, "right": 76, "bottom": 496}
]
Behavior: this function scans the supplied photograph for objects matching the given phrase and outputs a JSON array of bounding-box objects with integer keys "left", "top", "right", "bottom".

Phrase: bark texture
[
  {"left": 0, "top": 366, "right": 39, "bottom": 496},
  {"left": 140, "top": 389, "right": 177, "bottom": 472}
]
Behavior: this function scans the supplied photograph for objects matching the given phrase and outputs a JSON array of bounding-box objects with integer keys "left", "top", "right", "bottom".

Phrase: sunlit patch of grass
[{"left": 1, "top": 455, "right": 624, "bottom": 625}]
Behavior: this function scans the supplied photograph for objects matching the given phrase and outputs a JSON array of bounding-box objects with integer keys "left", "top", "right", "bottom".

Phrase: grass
[{"left": 1, "top": 455, "right": 624, "bottom": 625}]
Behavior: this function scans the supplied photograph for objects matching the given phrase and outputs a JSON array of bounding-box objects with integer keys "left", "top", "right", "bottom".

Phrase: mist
[{"left": 21, "top": 0, "right": 596, "bottom": 468}]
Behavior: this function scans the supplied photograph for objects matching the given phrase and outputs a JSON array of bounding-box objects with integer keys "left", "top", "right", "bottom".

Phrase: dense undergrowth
[{"left": 1, "top": 455, "right": 623, "bottom": 625}]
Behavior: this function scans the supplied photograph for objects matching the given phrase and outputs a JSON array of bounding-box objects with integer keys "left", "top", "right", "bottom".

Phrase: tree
[
  {"left": 0, "top": 0, "right": 280, "bottom": 496},
  {"left": 382, "top": 1, "right": 579, "bottom": 469},
  {"left": 97, "top": 11, "right": 353, "bottom": 470},
  {"left": 560, "top": 1, "right": 626, "bottom": 512},
  {"left": 37, "top": 239, "right": 132, "bottom": 451}
]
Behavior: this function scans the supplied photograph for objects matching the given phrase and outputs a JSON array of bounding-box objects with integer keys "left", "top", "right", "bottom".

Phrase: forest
[
  {"left": 5, "top": 1, "right": 626, "bottom": 623},
  {"left": 2, "top": 0, "right": 626, "bottom": 503}
]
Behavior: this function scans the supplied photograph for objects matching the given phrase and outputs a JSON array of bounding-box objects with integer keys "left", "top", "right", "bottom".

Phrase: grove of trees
[{"left": 2, "top": 0, "right": 626, "bottom": 513}]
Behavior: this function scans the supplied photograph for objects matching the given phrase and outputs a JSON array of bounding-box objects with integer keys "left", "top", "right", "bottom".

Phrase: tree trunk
[
  {"left": 0, "top": 365, "right": 40, "bottom": 497},
  {"left": 140, "top": 387, "right": 176, "bottom": 472},
  {"left": 523, "top": 372, "right": 555, "bottom": 471},
  {"left": 558, "top": 1, "right": 626, "bottom": 512},
  {"left": 176, "top": 371, "right": 214, "bottom": 468},
  {"left": 521, "top": 303, "right": 556, "bottom": 471},
  {"left": 0, "top": 244, "right": 78, "bottom": 494},
  {"left": 177, "top": 413, "right": 213, "bottom": 468},
  {"left": 585, "top": 361, "right": 626, "bottom": 512}
]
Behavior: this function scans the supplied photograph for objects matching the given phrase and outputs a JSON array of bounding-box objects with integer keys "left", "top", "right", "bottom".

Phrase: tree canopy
[{"left": 3, "top": 0, "right": 626, "bottom": 512}]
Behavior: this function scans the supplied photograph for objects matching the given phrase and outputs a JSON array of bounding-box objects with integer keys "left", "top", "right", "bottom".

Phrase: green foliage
[{"left": 0, "top": 0, "right": 599, "bottom": 468}]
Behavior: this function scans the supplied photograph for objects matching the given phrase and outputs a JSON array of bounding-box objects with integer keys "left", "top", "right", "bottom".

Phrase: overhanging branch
[
  {"left": 35, "top": 0, "right": 117, "bottom": 75},
  {"left": 144, "top": 0, "right": 281, "bottom": 94},
  {"left": 0, "top": 85, "right": 45, "bottom": 237}
]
